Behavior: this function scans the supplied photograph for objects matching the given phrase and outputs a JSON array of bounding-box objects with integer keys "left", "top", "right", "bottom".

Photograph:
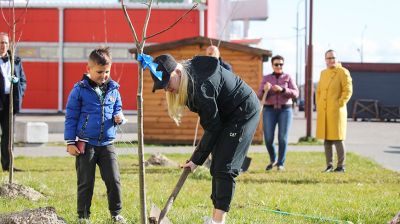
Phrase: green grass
[{"left": 0, "top": 152, "right": 399, "bottom": 224}]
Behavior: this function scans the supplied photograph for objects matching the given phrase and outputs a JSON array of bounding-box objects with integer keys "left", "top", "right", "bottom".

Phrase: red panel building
[{"left": 1, "top": 2, "right": 203, "bottom": 112}]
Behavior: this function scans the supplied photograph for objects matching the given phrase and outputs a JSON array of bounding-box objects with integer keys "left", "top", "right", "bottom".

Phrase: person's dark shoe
[
  {"left": 334, "top": 167, "right": 346, "bottom": 172},
  {"left": 265, "top": 161, "right": 277, "bottom": 171},
  {"left": 322, "top": 165, "right": 334, "bottom": 173},
  {"left": 3, "top": 167, "right": 23, "bottom": 172}
]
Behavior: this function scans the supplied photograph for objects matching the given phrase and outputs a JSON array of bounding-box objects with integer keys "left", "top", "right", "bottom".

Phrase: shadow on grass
[
  {"left": 238, "top": 175, "right": 379, "bottom": 185},
  {"left": 384, "top": 150, "right": 400, "bottom": 154},
  {"left": 119, "top": 167, "right": 181, "bottom": 175},
  {"left": 239, "top": 178, "right": 321, "bottom": 185}
]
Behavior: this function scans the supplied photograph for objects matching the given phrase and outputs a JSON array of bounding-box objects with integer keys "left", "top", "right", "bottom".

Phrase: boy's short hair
[{"left": 89, "top": 47, "right": 112, "bottom": 66}]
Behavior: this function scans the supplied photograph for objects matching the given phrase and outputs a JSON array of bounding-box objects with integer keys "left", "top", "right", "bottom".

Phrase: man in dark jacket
[
  {"left": 0, "top": 32, "right": 27, "bottom": 172},
  {"left": 206, "top": 45, "right": 233, "bottom": 72}
]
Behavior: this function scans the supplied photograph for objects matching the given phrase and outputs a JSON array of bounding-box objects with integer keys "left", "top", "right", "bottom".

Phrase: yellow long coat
[{"left": 316, "top": 64, "right": 353, "bottom": 140}]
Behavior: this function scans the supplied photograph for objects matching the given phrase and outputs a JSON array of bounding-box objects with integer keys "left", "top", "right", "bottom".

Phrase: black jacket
[
  {"left": 186, "top": 56, "right": 257, "bottom": 165},
  {"left": 219, "top": 58, "right": 232, "bottom": 72},
  {"left": 0, "top": 54, "right": 27, "bottom": 113}
]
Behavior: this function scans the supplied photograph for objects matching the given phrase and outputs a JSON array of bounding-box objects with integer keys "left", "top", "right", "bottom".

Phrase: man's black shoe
[
  {"left": 323, "top": 165, "right": 334, "bottom": 173},
  {"left": 334, "top": 167, "right": 345, "bottom": 172}
]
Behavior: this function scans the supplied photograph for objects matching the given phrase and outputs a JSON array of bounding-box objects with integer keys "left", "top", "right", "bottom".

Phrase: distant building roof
[
  {"left": 342, "top": 62, "right": 400, "bottom": 73},
  {"left": 129, "top": 36, "right": 272, "bottom": 61}
]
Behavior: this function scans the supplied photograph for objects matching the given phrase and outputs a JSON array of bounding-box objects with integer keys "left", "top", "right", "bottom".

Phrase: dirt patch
[
  {"left": 145, "top": 153, "right": 179, "bottom": 167},
  {"left": 0, "top": 183, "right": 44, "bottom": 201},
  {"left": 0, "top": 207, "right": 66, "bottom": 224},
  {"left": 389, "top": 212, "right": 400, "bottom": 224}
]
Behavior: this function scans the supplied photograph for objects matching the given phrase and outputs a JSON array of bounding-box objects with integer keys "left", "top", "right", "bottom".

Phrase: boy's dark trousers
[{"left": 76, "top": 144, "right": 122, "bottom": 218}]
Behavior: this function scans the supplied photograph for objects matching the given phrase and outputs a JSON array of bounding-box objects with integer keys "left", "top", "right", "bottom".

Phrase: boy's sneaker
[
  {"left": 334, "top": 166, "right": 346, "bottom": 172},
  {"left": 78, "top": 218, "right": 90, "bottom": 224},
  {"left": 323, "top": 165, "right": 334, "bottom": 173},
  {"left": 203, "top": 217, "right": 225, "bottom": 224},
  {"left": 112, "top": 215, "right": 127, "bottom": 224}
]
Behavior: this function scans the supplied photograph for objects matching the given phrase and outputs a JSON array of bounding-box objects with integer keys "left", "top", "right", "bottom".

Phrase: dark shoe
[
  {"left": 3, "top": 167, "right": 23, "bottom": 172},
  {"left": 265, "top": 161, "right": 277, "bottom": 171},
  {"left": 334, "top": 167, "right": 345, "bottom": 172},
  {"left": 322, "top": 165, "right": 334, "bottom": 173}
]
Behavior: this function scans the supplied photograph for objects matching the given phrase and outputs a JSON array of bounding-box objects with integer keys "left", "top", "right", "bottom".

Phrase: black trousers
[
  {"left": 76, "top": 144, "right": 122, "bottom": 218},
  {"left": 210, "top": 93, "right": 260, "bottom": 212},
  {"left": 0, "top": 95, "right": 15, "bottom": 171}
]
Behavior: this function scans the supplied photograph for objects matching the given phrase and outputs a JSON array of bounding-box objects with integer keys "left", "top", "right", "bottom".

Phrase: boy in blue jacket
[{"left": 64, "top": 47, "right": 126, "bottom": 224}]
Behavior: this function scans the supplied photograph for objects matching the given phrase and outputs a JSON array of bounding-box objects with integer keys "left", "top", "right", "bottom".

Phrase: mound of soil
[
  {"left": 0, "top": 207, "right": 66, "bottom": 224},
  {"left": 389, "top": 212, "right": 400, "bottom": 224},
  {"left": 145, "top": 153, "right": 179, "bottom": 167},
  {"left": 0, "top": 183, "right": 44, "bottom": 201}
]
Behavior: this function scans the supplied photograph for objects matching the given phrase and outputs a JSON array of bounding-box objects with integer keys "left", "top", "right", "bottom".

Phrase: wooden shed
[{"left": 129, "top": 36, "right": 272, "bottom": 144}]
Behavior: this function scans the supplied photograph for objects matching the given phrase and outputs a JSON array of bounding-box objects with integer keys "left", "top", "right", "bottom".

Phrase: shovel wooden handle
[
  {"left": 260, "top": 89, "right": 268, "bottom": 107},
  {"left": 158, "top": 167, "right": 191, "bottom": 223}
]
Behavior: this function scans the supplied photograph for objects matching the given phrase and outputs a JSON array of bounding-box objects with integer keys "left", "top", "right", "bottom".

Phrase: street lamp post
[
  {"left": 360, "top": 25, "right": 367, "bottom": 63},
  {"left": 296, "top": 0, "right": 305, "bottom": 97},
  {"left": 305, "top": 0, "right": 313, "bottom": 138}
]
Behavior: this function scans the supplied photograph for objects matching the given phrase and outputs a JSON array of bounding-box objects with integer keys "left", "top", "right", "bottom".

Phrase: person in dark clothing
[
  {"left": 0, "top": 32, "right": 27, "bottom": 172},
  {"left": 205, "top": 45, "right": 252, "bottom": 172},
  {"left": 149, "top": 54, "right": 260, "bottom": 224},
  {"left": 206, "top": 45, "right": 233, "bottom": 72},
  {"left": 64, "top": 47, "right": 127, "bottom": 224}
]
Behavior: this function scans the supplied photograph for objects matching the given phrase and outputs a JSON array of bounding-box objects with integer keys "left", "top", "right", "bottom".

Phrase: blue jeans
[{"left": 262, "top": 106, "right": 293, "bottom": 166}]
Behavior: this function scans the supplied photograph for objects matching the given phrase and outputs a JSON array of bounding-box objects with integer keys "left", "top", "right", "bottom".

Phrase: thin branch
[
  {"left": 14, "top": 0, "right": 29, "bottom": 25},
  {"left": 121, "top": 0, "right": 140, "bottom": 49},
  {"left": 101, "top": 1, "right": 108, "bottom": 44},
  {"left": 14, "top": 0, "right": 29, "bottom": 49},
  {"left": 145, "top": 3, "right": 198, "bottom": 41},
  {"left": 140, "top": 0, "right": 153, "bottom": 49},
  {"left": 217, "top": 0, "right": 239, "bottom": 48},
  {"left": 0, "top": 2, "right": 11, "bottom": 28}
]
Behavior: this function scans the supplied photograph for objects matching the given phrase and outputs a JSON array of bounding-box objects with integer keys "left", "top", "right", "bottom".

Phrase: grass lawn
[{"left": 0, "top": 151, "right": 399, "bottom": 224}]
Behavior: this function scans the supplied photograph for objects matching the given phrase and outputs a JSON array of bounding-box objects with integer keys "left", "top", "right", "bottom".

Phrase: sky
[{"left": 248, "top": 0, "right": 400, "bottom": 84}]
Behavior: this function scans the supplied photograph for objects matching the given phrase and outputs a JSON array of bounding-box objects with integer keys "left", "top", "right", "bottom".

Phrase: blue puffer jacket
[{"left": 64, "top": 75, "right": 122, "bottom": 146}]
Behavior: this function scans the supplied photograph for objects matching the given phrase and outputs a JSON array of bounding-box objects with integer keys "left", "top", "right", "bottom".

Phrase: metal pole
[
  {"left": 296, "top": 5, "right": 299, "bottom": 89},
  {"left": 296, "top": 0, "right": 304, "bottom": 89},
  {"left": 303, "top": 0, "right": 308, "bottom": 118},
  {"left": 58, "top": 7, "right": 64, "bottom": 113},
  {"left": 305, "top": 0, "right": 313, "bottom": 137},
  {"left": 361, "top": 25, "right": 367, "bottom": 63}
]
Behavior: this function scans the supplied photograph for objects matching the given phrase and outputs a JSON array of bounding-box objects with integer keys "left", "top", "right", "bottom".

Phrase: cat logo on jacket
[{"left": 230, "top": 132, "right": 237, "bottom": 137}]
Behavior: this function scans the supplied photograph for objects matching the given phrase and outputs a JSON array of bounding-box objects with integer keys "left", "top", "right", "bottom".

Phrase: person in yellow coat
[{"left": 316, "top": 49, "right": 353, "bottom": 172}]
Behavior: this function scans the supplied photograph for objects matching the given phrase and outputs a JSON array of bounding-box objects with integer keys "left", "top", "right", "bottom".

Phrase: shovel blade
[{"left": 149, "top": 204, "right": 172, "bottom": 224}]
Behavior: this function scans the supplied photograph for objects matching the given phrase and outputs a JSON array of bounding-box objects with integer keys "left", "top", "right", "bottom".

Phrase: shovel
[
  {"left": 149, "top": 118, "right": 200, "bottom": 224},
  {"left": 149, "top": 167, "right": 192, "bottom": 224}
]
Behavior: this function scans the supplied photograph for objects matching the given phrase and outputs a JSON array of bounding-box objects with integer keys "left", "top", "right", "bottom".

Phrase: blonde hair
[{"left": 166, "top": 62, "right": 190, "bottom": 126}]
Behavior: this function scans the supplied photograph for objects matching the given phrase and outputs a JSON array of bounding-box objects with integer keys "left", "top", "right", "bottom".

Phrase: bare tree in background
[
  {"left": 120, "top": 1, "right": 197, "bottom": 223},
  {"left": 0, "top": 0, "right": 29, "bottom": 184}
]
